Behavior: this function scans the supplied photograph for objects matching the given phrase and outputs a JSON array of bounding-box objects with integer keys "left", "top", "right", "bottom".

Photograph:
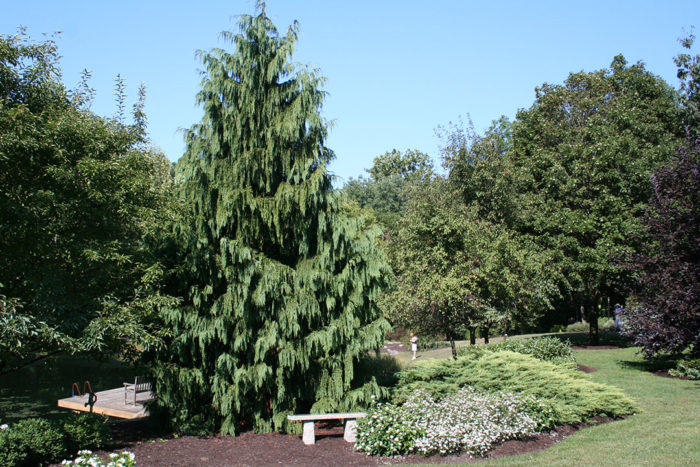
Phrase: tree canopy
[
  {"left": 0, "top": 30, "right": 176, "bottom": 374},
  {"left": 343, "top": 148, "right": 434, "bottom": 233},
  {"left": 442, "top": 57, "right": 683, "bottom": 341},
  {"left": 622, "top": 138, "right": 699, "bottom": 357}
]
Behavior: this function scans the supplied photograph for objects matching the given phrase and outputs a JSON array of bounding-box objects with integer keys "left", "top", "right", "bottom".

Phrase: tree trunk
[
  {"left": 483, "top": 327, "right": 490, "bottom": 344},
  {"left": 449, "top": 334, "right": 457, "bottom": 359},
  {"left": 587, "top": 298, "right": 599, "bottom": 345},
  {"left": 469, "top": 327, "right": 476, "bottom": 345}
]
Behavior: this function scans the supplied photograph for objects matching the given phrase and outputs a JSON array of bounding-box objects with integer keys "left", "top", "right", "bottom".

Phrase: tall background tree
[
  {"left": 343, "top": 148, "right": 434, "bottom": 234},
  {"left": 0, "top": 30, "right": 176, "bottom": 374},
  {"left": 622, "top": 139, "right": 699, "bottom": 357},
  {"left": 153, "top": 6, "right": 391, "bottom": 435},
  {"left": 443, "top": 57, "right": 682, "bottom": 342}
]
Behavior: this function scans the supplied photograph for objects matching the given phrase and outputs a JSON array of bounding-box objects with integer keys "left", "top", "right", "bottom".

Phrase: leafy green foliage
[
  {"left": 343, "top": 148, "right": 434, "bottom": 233},
  {"left": 674, "top": 34, "right": 700, "bottom": 136},
  {"left": 0, "top": 418, "right": 67, "bottom": 465},
  {"left": 153, "top": 7, "right": 391, "bottom": 435},
  {"left": 62, "top": 413, "right": 112, "bottom": 453},
  {"left": 385, "top": 177, "right": 556, "bottom": 355},
  {"left": 457, "top": 336, "right": 576, "bottom": 368},
  {"left": 669, "top": 359, "right": 700, "bottom": 380},
  {"left": 446, "top": 57, "right": 683, "bottom": 341},
  {"left": 392, "top": 351, "right": 635, "bottom": 424},
  {"left": 0, "top": 30, "right": 178, "bottom": 373},
  {"left": 0, "top": 426, "right": 27, "bottom": 467}
]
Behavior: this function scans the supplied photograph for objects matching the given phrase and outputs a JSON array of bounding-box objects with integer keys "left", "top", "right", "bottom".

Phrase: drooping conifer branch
[{"left": 153, "top": 4, "right": 391, "bottom": 435}]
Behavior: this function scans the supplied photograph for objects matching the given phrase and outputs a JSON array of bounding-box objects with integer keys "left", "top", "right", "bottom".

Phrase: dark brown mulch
[
  {"left": 577, "top": 364, "right": 598, "bottom": 373},
  {"left": 95, "top": 418, "right": 613, "bottom": 466},
  {"left": 652, "top": 369, "right": 690, "bottom": 380},
  {"left": 571, "top": 345, "right": 620, "bottom": 350}
]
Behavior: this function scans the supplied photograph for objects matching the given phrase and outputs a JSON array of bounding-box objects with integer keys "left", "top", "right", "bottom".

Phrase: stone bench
[{"left": 287, "top": 412, "right": 367, "bottom": 445}]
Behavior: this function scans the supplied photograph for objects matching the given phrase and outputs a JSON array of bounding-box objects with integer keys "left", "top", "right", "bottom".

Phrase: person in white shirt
[{"left": 410, "top": 333, "right": 418, "bottom": 360}]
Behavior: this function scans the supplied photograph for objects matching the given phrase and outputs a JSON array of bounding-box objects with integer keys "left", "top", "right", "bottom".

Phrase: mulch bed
[
  {"left": 652, "top": 369, "right": 690, "bottom": 380},
  {"left": 84, "top": 351, "right": 612, "bottom": 465},
  {"left": 95, "top": 417, "right": 613, "bottom": 466},
  {"left": 577, "top": 364, "right": 598, "bottom": 373}
]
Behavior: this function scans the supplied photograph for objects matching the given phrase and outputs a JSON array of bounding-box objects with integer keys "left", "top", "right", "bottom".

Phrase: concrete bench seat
[{"left": 287, "top": 412, "right": 367, "bottom": 445}]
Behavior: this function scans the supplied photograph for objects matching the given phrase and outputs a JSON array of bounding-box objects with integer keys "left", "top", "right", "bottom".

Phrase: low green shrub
[
  {"left": 456, "top": 336, "right": 576, "bottom": 368},
  {"left": 392, "top": 351, "right": 635, "bottom": 425},
  {"left": 599, "top": 318, "right": 615, "bottom": 331},
  {"left": 566, "top": 321, "right": 589, "bottom": 332},
  {"left": 62, "top": 413, "right": 112, "bottom": 453},
  {"left": 669, "top": 359, "right": 700, "bottom": 380},
  {"left": 5, "top": 418, "right": 67, "bottom": 465},
  {"left": 356, "top": 387, "right": 553, "bottom": 457},
  {"left": 0, "top": 424, "right": 27, "bottom": 467}
]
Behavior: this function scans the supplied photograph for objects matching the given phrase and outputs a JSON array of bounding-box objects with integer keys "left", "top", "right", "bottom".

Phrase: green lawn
[{"left": 408, "top": 346, "right": 699, "bottom": 466}]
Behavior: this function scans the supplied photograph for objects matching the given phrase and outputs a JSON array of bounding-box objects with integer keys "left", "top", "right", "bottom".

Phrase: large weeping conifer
[{"left": 153, "top": 6, "right": 391, "bottom": 435}]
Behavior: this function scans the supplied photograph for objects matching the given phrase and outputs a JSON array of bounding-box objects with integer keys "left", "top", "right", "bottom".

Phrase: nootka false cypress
[{"left": 152, "top": 6, "right": 391, "bottom": 435}]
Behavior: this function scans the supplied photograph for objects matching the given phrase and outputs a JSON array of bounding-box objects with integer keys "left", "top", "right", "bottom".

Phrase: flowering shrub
[
  {"left": 356, "top": 387, "right": 550, "bottom": 457},
  {"left": 392, "top": 351, "right": 635, "bottom": 425},
  {"left": 354, "top": 399, "right": 422, "bottom": 456},
  {"left": 62, "top": 450, "right": 136, "bottom": 466}
]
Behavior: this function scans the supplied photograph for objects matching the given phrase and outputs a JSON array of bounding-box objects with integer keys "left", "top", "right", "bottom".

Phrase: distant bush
[
  {"left": 400, "top": 334, "right": 447, "bottom": 351},
  {"left": 356, "top": 387, "right": 552, "bottom": 457},
  {"left": 392, "top": 351, "right": 635, "bottom": 425},
  {"left": 457, "top": 336, "right": 576, "bottom": 368},
  {"left": 599, "top": 318, "right": 615, "bottom": 331},
  {"left": 62, "top": 413, "right": 112, "bottom": 453},
  {"left": 566, "top": 321, "right": 589, "bottom": 332},
  {"left": 566, "top": 319, "right": 615, "bottom": 333},
  {"left": 669, "top": 359, "right": 700, "bottom": 380}
]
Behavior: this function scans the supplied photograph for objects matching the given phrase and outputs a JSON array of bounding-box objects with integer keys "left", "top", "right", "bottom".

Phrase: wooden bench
[
  {"left": 287, "top": 412, "right": 367, "bottom": 445},
  {"left": 123, "top": 376, "right": 151, "bottom": 405}
]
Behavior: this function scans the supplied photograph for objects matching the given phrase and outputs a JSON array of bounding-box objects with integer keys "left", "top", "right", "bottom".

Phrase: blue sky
[{"left": 2, "top": 1, "right": 698, "bottom": 184}]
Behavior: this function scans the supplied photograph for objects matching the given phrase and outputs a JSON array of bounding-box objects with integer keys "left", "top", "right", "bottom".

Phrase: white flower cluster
[
  {"left": 62, "top": 450, "right": 136, "bottom": 467},
  {"left": 0, "top": 424, "right": 8, "bottom": 430},
  {"left": 406, "top": 387, "right": 539, "bottom": 456},
  {"left": 356, "top": 387, "right": 544, "bottom": 457}
]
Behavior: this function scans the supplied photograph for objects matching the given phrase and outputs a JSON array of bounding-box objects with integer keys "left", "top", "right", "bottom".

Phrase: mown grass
[{"left": 408, "top": 346, "right": 700, "bottom": 466}]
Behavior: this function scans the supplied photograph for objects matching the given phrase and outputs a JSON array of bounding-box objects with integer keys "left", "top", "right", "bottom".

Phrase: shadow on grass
[
  {"left": 546, "top": 331, "right": 632, "bottom": 348},
  {"left": 355, "top": 353, "right": 402, "bottom": 388}
]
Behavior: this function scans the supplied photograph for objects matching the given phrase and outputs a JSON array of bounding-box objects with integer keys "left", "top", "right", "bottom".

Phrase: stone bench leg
[
  {"left": 302, "top": 420, "right": 315, "bottom": 445},
  {"left": 343, "top": 419, "right": 358, "bottom": 442}
]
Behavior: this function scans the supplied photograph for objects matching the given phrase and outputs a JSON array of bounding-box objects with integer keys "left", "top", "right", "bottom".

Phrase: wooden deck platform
[{"left": 57, "top": 387, "right": 153, "bottom": 419}]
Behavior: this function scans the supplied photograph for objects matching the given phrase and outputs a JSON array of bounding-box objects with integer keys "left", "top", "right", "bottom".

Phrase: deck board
[{"left": 57, "top": 387, "right": 153, "bottom": 419}]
